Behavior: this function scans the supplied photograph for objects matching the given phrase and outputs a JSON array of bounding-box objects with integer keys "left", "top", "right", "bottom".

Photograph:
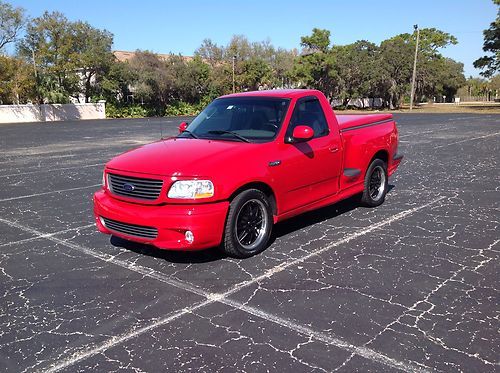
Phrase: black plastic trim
[
  {"left": 393, "top": 153, "right": 404, "bottom": 161},
  {"left": 343, "top": 168, "right": 361, "bottom": 178},
  {"left": 340, "top": 119, "right": 393, "bottom": 133}
]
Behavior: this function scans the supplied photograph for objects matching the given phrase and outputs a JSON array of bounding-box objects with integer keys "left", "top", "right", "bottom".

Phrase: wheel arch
[
  {"left": 369, "top": 149, "right": 389, "bottom": 167},
  {"left": 229, "top": 182, "right": 278, "bottom": 216}
]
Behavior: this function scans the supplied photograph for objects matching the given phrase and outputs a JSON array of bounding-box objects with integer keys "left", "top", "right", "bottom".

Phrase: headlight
[
  {"left": 102, "top": 170, "right": 106, "bottom": 187},
  {"left": 167, "top": 180, "right": 214, "bottom": 199}
]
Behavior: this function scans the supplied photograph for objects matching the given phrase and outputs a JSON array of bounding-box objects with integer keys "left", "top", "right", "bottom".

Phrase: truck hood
[{"left": 106, "top": 138, "right": 257, "bottom": 177}]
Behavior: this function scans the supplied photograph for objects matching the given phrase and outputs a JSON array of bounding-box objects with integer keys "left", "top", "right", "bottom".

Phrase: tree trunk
[{"left": 85, "top": 72, "right": 93, "bottom": 103}]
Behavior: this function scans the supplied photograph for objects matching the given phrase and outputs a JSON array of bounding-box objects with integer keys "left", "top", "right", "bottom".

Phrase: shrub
[
  {"left": 165, "top": 101, "right": 200, "bottom": 116},
  {"left": 106, "top": 103, "right": 157, "bottom": 118},
  {"left": 105, "top": 100, "right": 207, "bottom": 119}
]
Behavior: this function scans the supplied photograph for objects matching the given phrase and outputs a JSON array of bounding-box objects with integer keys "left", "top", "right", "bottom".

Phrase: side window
[{"left": 286, "top": 97, "right": 329, "bottom": 140}]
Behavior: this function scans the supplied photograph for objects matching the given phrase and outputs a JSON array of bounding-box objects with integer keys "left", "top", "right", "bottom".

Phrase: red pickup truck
[{"left": 94, "top": 89, "right": 403, "bottom": 258}]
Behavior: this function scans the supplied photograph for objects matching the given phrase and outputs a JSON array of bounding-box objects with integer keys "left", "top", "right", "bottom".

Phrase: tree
[
  {"left": 300, "top": 28, "right": 331, "bottom": 53},
  {"left": 98, "top": 60, "right": 135, "bottom": 104},
  {"left": 378, "top": 36, "right": 414, "bottom": 108},
  {"left": 268, "top": 47, "right": 297, "bottom": 89},
  {"left": 127, "top": 50, "right": 172, "bottom": 110},
  {"left": 473, "top": 0, "right": 500, "bottom": 77},
  {"left": 226, "top": 35, "right": 258, "bottom": 92},
  {"left": 460, "top": 77, "right": 490, "bottom": 99},
  {"left": 226, "top": 34, "right": 253, "bottom": 61},
  {"left": 195, "top": 38, "right": 224, "bottom": 67},
  {"left": 332, "top": 40, "right": 379, "bottom": 107},
  {"left": 240, "top": 57, "right": 271, "bottom": 91},
  {"left": 459, "top": 75, "right": 498, "bottom": 100},
  {"left": 399, "top": 28, "right": 457, "bottom": 57},
  {"left": 378, "top": 28, "right": 460, "bottom": 107},
  {"left": 18, "top": 12, "right": 77, "bottom": 102},
  {"left": 490, "top": 74, "right": 500, "bottom": 91},
  {"left": 0, "top": 55, "right": 35, "bottom": 103},
  {"left": 72, "top": 21, "right": 114, "bottom": 102},
  {"left": 178, "top": 56, "right": 211, "bottom": 103},
  {"left": 194, "top": 35, "right": 295, "bottom": 95},
  {"left": 409, "top": 29, "right": 463, "bottom": 102},
  {"left": 0, "top": 0, "right": 25, "bottom": 51},
  {"left": 18, "top": 11, "right": 115, "bottom": 103},
  {"left": 293, "top": 28, "right": 337, "bottom": 101},
  {"left": 195, "top": 39, "right": 231, "bottom": 95},
  {"left": 432, "top": 58, "right": 466, "bottom": 100}
]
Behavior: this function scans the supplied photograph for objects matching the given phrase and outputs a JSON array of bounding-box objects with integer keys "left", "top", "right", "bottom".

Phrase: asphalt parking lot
[{"left": 1, "top": 113, "right": 499, "bottom": 372}]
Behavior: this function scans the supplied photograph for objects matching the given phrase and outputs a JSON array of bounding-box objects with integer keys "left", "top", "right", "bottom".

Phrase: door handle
[{"left": 329, "top": 146, "right": 339, "bottom": 153}]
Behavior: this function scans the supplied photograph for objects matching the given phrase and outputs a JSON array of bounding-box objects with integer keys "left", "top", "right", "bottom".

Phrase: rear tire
[
  {"left": 361, "top": 159, "right": 388, "bottom": 207},
  {"left": 222, "top": 189, "right": 273, "bottom": 258}
]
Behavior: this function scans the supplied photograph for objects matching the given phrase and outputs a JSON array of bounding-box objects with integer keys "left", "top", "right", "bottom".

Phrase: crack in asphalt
[{"left": 0, "top": 196, "right": 444, "bottom": 373}]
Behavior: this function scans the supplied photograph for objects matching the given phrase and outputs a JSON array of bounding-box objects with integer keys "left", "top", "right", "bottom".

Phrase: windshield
[{"left": 178, "top": 97, "right": 290, "bottom": 142}]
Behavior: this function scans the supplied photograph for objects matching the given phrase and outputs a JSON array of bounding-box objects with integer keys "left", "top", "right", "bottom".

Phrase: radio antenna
[{"left": 160, "top": 119, "right": 163, "bottom": 139}]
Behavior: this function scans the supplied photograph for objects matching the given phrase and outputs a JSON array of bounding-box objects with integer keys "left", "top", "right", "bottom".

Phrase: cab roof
[{"left": 220, "top": 89, "right": 321, "bottom": 99}]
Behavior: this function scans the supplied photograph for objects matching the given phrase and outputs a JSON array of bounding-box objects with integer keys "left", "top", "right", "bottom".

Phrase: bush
[
  {"left": 106, "top": 103, "right": 158, "bottom": 118},
  {"left": 105, "top": 100, "right": 208, "bottom": 119},
  {"left": 165, "top": 101, "right": 200, "bottom": 116}
]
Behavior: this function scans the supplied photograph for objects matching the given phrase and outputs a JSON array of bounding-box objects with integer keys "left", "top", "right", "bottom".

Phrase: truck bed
[{"left": 336, "top": 114, "right": 393, "bottom": 131}]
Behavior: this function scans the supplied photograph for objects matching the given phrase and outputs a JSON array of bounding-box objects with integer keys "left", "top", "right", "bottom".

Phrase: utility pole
[
  {"left": 232, "top": 55, "right": 236, "bottom": 93},
  {"left": 409, "top": 24, "right": 420, "bottom": 111}
]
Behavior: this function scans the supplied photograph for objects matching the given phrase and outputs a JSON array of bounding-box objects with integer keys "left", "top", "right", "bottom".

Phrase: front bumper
[{"left": 93, "top": 189, "right": 229, "bottom": 250}]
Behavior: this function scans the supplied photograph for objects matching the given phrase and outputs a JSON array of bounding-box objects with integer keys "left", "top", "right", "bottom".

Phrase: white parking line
[
  {"left": 435, "top": 131, "right": 500, "bottom": 148},
  {"left": 222, "top": 299, "right": 431, "bottom": 372},
  {"left": 0, "top": 163, "right": 104, "bottom": 178},
  {"left": 0, "top": 184, "right": 100, "bottom": 202},
  {"left": 399, "top": 127, "right": 451, "bottom": 139},
  {"left": 1, "top": 196, "right": 444, "bottom": 372},
  {"left": 0, "top": 223, "right": 95, "bottom": 248}
]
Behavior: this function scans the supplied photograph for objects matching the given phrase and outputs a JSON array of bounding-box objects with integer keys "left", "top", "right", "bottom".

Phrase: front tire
[
  {"left": 361, "top": 159, "right": 388, "bottom": 207},
  {"left": 222, "top": 189, "right": 273, "bottom": 258}
]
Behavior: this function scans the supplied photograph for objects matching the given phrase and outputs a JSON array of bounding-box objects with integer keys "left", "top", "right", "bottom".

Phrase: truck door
[{"left": 272, "top": 96, "right": 342, "bottom": 214}]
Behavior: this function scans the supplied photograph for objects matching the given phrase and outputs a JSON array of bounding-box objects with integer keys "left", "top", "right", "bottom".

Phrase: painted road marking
[
  {"left": 0, "top": 163, "right": 104, "bottom": 178},
  {"left": 0, "top": 184, "right": 100, "bottom": 203},
  {"left": 434, "top": 131, "right": 500, "bottom": 149},
  {"left": 0, "top": 223, "right": 95, "bottom": 248},
  {"left": 0, "top": 196, "right": 444, "bottom": 372}
]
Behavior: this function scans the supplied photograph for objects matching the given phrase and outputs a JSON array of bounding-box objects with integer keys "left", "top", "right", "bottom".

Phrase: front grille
[
  {"left": 108, "top": 173, "right": 163, "bottom": 200},
  {"left": 101, "top": 217, "right": 158, "bottom": 239}
]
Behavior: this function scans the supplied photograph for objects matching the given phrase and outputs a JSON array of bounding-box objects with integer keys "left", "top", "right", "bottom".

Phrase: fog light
[{"left": 185, "top": 230, "right": 194, "bottom": 244}]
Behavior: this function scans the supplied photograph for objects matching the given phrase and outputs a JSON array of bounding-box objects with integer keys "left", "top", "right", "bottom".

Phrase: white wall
[
  {"left": 0, "top": 102, "right": 106, "bottom": 123},
  {"left": 0, "top": 104, "right": 42, "bottom": 123},
  {"left": 331, "top": 98, "right": 384, "bottom": 108}
]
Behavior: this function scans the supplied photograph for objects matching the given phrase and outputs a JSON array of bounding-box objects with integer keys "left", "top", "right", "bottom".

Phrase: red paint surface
[
  {"left": 94, "top": 89, "right": 402, "bottom": 250},
  {"left": 336, "top": 114, "right": 393, "bottom": 130}
]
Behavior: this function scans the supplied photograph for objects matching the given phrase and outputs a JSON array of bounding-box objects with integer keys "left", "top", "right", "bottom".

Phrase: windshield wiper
[
  {"left": 207, "top": 130, "right": 251, "bottom": 143},
  {"left": 179, "top": 130, "right": 199, "bottom": 139}
]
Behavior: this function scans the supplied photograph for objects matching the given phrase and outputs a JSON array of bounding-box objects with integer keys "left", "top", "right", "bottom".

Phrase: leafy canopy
[{"left": 473, "top": 0, "right": 500, "bottom": 77}]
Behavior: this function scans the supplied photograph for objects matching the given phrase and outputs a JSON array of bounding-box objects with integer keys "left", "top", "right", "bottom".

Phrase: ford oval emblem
[{"left": 123, "top": 183, "right": 135, "bottom": 192}]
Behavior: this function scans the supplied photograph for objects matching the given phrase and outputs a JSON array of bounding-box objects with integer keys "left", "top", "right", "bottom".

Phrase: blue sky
[{"left": 9, "top": 0, "right": 498, "bottom": 77}]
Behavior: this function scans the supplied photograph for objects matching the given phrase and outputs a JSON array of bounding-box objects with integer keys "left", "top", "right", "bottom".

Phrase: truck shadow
[
  {"left": 110, "top": 185, "right": 395, "bottom": 263},
  {"left": 268, "top": 194, "right": 361, "bottom": 247},
  {"left": 110, "top": 235, "right": 226, "bottom": 263}
]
